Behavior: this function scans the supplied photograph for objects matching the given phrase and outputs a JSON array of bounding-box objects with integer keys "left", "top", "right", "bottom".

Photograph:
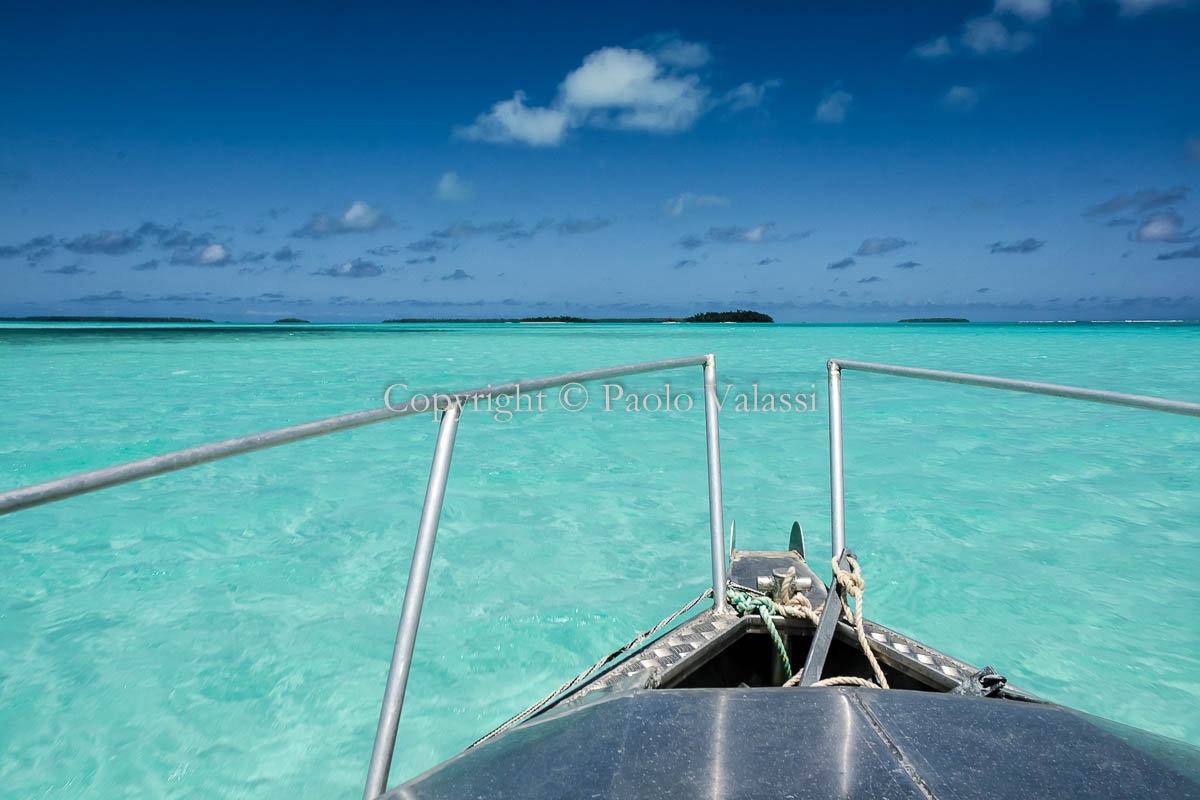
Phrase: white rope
[
  {"left": 477, "top": 555, "right": 888, "bottom": 748},
  {"left": 811, "top": 675, "right": 880, "bottom": 688},
  {"left": 832, "top": 554, "right": 889, "bottom": 689},
  {"left": 770, "top": 566, "right": 821, "bottom": 626},
  {"left": 782, "top": 555, "right": 889, "bottom": 689}
]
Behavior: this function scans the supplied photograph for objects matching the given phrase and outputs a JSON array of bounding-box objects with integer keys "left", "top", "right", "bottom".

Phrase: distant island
[
  {"left": 0, "top": 310, "right": 776, "bottom": 325},
  {"left": 898, "top": 317, "right": 970, "bottom": 323},
  {"left": 382, "top": 317, "right": 666, "bottom": 323},
  {"left": 382, "top": 309, "right": 774, "bottom": 324},
  {"left": 684, "top": 310, "right": 773, "bottom": 323},
  {"left": 0, "top": 316, "right": 214, "bottom": 323}
]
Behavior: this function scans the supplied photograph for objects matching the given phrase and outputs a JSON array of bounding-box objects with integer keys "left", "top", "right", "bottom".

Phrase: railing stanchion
[
  {"left": 702, "top": 355, "right": 727, "bottom": 611},
  {"left": 363, "top": 401, "right": 462, "bottom": 800},
  {"left": 827, "top": 360, "right": 846, "bottom": 562},
  {"left": 823, "top": 356, "right": 1200, "bottom": 567}
]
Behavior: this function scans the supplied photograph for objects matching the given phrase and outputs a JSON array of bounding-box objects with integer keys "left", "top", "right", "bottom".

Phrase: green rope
[{"left": 725, "top": 588, "right": 792, "bottom": 678}]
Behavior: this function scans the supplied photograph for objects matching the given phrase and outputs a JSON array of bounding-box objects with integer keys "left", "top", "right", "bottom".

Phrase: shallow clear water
[{"left": 1, "top": 321, "right": 1198, "bottom": 797}]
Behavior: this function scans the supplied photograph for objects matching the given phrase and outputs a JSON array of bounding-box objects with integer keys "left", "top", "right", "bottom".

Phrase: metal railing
[
  {"left": 824, "top": 358, "right": 1200, "bottom": 561},
  {"left": 0, "top": 354, "right": 729, "bottom": 800},
  {"left": 7, "top": 353, "right": 1198, "bottom": 798}
]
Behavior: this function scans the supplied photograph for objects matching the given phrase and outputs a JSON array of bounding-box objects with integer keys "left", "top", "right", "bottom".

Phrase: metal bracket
[
  {"left": 950, "top": 666, "right": 1007, "bottom": 697},
  {"left": 756, "top": 570, "right": 812, "bottom": 594}
]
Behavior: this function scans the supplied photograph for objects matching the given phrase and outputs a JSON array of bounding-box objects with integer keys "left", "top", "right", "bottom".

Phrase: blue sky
[{"left": 1, "top": 0, "right": 1198, "bottom": 321}]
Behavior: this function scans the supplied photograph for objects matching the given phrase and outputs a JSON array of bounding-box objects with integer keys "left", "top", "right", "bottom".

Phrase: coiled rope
[
  {"left": 730, "top": 556, "right": 889, "bottom": 689},
  {"left": 824, "top": 554, "right": 889, "bottom": 689},
  {"left": 725, "top": 590, "right": 796, "bottom": 676},
  {"left": 725, "top": 564, "right": 820, "bottom": 678},
  {"left": 477, "top": 555, "right": 888, "bottom": 747}
]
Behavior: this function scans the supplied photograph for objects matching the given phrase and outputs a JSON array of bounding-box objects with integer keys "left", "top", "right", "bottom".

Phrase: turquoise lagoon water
[{"left": 1, "top": 321, "right": 1198, "bottom": 797}]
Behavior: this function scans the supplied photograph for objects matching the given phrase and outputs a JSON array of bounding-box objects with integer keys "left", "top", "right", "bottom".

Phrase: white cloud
[
  {"left": 961, "top": 16, "right": 1036, "bottom": 54},
  {"left": 455, "top": 91, "right": 570, "bottom": 147},
  {"left": 559, "top": 47, "right": 709, "bottom": 132},
  {"left": 707, "top": 222, "right": 776, "bottom": 243},
  {"left": 665, "top": 191, "right": 731, "bottom": 216},
  {"left": 341, "top": 201, "right": 383, "bottom": 231},
  {"left": 912, "top": 35, "right": 953, "bottom": 59},
  {"left": 723, "top": 79, "right": 782, "bottom": 112},
  {"left": 1115, "top": 0, "right": 1189, "bottom": 15},
  {"left": 170, "top": 242, "right": 235, "bottom": 267},
  {"left": 1132, "top": 210, "right": 1195, "bottom": 242},
  {"left": 456, "top": 36, "right": 775, "bottom": 147},
  {"left": 435, "top": 171, "right": 474, "bottom": 202},
  {"left": 198, "top": 244, "right": 229, "bottom": 265},
  {"left": 650, "top": 36, "right": 711, "bottom": 69},
  {"left": 916, "top": 0, "right": 1187, "bottom": 63},
  {"left": 994, "top": 0, "right": 1055, "bottom": 21},
  {"left": 742, "top": 223, "right": 770, "bottom": 242},
  {"left": 294, "top": 200, "right": 391, "bottom": 237},
  {"left": 314, "top": 258, "right": 386, "bottom": 278},
  {"left": 941, "top": 85, "right": 981, "bottom": 111},
  {"left": 814, "top": 87, "right": 853, "bottom": 124}
]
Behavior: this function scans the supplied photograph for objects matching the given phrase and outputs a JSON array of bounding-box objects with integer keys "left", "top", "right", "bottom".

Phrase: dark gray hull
[
  {"left": 386, "top": 687, "right": 1200, "bottom": 799},
  {"left": 384, "top": 542, "right": 1200, "bottom": 799}
]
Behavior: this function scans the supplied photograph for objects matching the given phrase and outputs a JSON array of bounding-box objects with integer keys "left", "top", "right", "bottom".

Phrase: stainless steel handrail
[
  {"left": 363, "top": 401, "right": 463, "bottom": 799},
  {"left": 0, "top": 354, "right": 714, "bottom": 516},
  {"left": 825, "top": 358, "right": 1200, "bottom": 560},
  {"left": 0, "top": 353, "right": 728, "bottom": 800},
  {"left": 363, "top": 354, "right": 727, "bottom": 799}
]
